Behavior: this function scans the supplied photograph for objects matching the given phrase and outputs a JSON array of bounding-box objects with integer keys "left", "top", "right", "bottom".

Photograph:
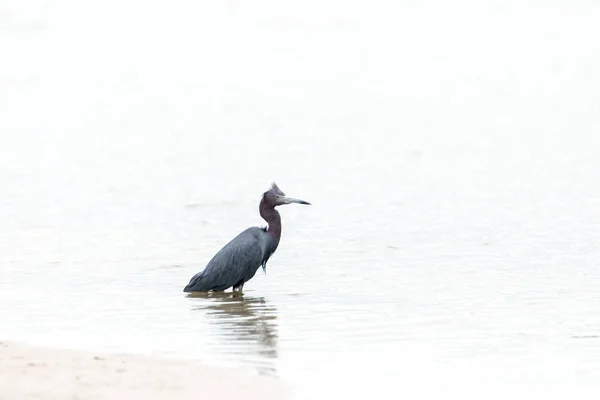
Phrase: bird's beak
[{"left": 278, "top": 196, "right": 311, "bottom": 205}]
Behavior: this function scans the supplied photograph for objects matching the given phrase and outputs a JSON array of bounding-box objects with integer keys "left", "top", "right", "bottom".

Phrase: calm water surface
[{"left": 2, "top": 1, "right": 600, "bottom": 398}]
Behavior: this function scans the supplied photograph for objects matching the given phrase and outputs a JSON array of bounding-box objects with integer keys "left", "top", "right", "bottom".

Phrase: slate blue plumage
[{"left": 183, "top": 183, "right": 310, "bottom": 293}]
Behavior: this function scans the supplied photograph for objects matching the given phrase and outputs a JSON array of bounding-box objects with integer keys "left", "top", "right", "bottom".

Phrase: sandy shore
[{"left": 0, "top": 341, "right": 285, "bottom": 400}]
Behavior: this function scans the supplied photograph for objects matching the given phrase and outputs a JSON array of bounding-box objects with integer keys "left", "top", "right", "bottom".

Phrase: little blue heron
[{"left": 183, "top": 182, "right": 310, "bottom": 293}]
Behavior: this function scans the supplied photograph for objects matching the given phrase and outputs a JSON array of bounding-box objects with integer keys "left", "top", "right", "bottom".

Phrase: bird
[{"left": 183, "top": 182, "right": 310, "bottom": 293}]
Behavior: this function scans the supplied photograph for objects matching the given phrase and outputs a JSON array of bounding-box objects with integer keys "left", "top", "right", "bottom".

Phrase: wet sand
[{"left": 0, "top": 341, "right": 285, "bottom": 400}]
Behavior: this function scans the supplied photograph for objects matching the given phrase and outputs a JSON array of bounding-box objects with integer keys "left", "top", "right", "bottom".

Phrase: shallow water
[{"left": 2, "top": 1, "right": 600, "bottom": 398}]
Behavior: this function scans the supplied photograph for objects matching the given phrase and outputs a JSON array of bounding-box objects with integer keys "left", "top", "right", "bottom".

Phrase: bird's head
[{"left": 262, "top": 182, "right": 311, "bottom": 207}]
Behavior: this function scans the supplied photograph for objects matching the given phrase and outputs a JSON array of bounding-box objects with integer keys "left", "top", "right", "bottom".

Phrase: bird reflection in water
[{"left": 187, "top": 292, "right": 278, "bottom": 375}]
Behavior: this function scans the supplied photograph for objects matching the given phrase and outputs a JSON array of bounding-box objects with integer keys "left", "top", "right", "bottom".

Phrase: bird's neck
[{"left": 259, "top": 200, "right": 282, "bottom": 245}]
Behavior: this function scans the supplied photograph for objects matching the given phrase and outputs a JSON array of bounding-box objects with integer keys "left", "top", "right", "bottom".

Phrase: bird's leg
[{"left": 232, "top": 283, "right": 244, "bottom": 293}]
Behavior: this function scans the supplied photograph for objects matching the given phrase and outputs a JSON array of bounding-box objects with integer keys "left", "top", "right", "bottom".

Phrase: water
[{"left": 2, "top": 1, "right": 600, "bottom": 398}]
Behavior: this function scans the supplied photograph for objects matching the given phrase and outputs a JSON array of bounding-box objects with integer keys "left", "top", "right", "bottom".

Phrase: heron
[{"left": 183, "top": 182, "right": 310, "bottom": 293}]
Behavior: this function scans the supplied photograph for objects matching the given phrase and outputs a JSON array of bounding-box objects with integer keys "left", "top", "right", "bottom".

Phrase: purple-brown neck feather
[{"left": 259, "top": 197, "right": 282, "bottom": 245}]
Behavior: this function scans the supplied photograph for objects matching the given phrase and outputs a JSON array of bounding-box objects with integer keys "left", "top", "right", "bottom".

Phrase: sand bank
[{"left": 0, "top": 341, "right": 285, "bottom": 400}]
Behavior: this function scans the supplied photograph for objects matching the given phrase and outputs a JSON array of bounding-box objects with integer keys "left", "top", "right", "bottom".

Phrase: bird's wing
[{"left": 184, "top": 228, "right": 264, "bottom": 292}]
